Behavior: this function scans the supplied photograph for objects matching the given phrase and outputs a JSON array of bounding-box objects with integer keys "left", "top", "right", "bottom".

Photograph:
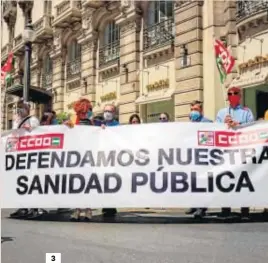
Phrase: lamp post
[{"left": 22, "top": 22, "right": 34, "bottom": 102}]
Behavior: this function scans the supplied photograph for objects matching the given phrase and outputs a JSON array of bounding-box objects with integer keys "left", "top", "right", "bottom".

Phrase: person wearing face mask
[
  {"left": 101, "top": 104, "right": 119, "bottom": 218},
  {"left": 189, "top": 100, "right": 212, "bottom": 123},
  {"left": 216, "top": 87, "right": 254, "bottom": 219},
  {"left": 216, "top": 86, "right": 254, "bottom": 128},
  {"left": 159, "top": 112, "right": 170, "bottom": 123},
  {"left": 10, "top": 99, "right": 44, "bottom": 219},
  {"left": 186, "top": 101, "right": 212, "bottom": 218}
]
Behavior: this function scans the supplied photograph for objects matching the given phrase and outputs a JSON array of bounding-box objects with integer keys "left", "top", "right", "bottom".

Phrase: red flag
[
  {"left": 1, "top": 52, "right": 14, "bottom": 79},
  {"left": 214, "top": 40, "right": 235, "bottom": 74}
]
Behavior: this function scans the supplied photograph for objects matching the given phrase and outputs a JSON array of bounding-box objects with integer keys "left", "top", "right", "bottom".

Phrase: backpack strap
[{"left": 18, "top": 115, "right": 32, "bottom": 128}]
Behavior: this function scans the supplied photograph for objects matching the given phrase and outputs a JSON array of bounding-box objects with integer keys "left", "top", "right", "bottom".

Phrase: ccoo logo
[{"left": 5, "top": 133, "right": 64, "bottom": 152}]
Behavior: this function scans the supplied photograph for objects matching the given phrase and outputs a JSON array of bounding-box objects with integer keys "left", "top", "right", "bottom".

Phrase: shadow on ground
[
  {"left": 1, "top": 237, "right": 14, "bottom": 244},
  {"left": 6, "top": 210, "right": 268, "bottom": 224}
]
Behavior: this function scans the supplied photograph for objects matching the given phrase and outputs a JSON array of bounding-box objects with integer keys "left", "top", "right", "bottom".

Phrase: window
[
  {"left": 99, "top": 21, "right": 120, "bottom": 66},
  {"left": 148, "top": 1, "right": 174, "bottom": 26},
  {"left": 43, "top": 56, "right": 53, "bottom": 74},
  {"left": 67, "top": 40, "right": 81, "bottom": 62},
  {"left": 103, "top": 22, "right": 120, "bottom": 46},
  {"left": 144, "top": 1, "right": 174, "bottom": 50},
  {"left": 44, "top": 0, "right": 52, "bottom": 15}
]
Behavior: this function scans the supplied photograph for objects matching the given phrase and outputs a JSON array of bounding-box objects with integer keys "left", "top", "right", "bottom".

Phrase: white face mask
[{"left": 103, "top": 111, "right": 114, "bottom": 121}]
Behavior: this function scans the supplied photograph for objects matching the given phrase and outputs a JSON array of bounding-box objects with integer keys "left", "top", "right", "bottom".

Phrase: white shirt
[{"left": 12, "top": 115, "right": 40, "bottom": 130}]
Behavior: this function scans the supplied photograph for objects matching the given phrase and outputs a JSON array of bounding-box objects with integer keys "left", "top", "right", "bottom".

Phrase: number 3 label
[{"left": 46, "top": 253, "right": 61, "bottom": 263}]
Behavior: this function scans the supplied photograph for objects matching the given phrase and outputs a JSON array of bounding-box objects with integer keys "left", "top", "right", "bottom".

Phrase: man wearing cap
[{"left": 216, "top": 87, "right": 254, "bottom": 218}]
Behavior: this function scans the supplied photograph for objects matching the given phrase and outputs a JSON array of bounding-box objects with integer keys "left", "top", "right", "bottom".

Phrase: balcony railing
[
  {"left": 42, "top": 72, "right": 53, "bottom": 89},
  {"left": 236, "top": 0, "right": 268, "bottom": 21},
  {"left": 143, "top": 18, "right": 175, "bottom": 52},
  {"left": 66, "top": 58, "right": 81, "bottom": 80},
  {"left": 99, "top": 41, "right": 120, "bottom": 67}
]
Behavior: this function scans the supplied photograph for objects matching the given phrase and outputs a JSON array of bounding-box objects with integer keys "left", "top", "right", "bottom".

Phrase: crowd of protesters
[{"left": 9, "top": 85, "right": 266, "bottom": 220}]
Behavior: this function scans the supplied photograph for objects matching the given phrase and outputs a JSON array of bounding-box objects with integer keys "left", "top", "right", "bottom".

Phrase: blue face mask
[
  {"left": 87, "top": 111, "right": 92, "bottom": 119},
  {"left": 189, "top": 111, "right": 201, "bottom": 122}
]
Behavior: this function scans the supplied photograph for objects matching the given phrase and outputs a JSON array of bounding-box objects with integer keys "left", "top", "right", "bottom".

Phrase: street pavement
[{"left": 2, "top": 209, "right": 268, "bottom": 263}]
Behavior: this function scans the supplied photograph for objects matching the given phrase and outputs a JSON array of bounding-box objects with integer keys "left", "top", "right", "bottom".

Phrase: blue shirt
[
  {"left": 94, "top": 119, "right": 120, "bottom": 127},
  {"left": 105, "top": 120, "right": 120, "bottom": 126},
  {"left": 216, "top": 105, "right": 254, "bottom": 124},
  {"left": 194, "top": 116, "right": 213, "bottom": 123}
]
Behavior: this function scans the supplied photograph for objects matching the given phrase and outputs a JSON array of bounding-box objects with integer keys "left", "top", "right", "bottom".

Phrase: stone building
[{"left": 1, "top": 0, "right": 268, "bottom": 130}]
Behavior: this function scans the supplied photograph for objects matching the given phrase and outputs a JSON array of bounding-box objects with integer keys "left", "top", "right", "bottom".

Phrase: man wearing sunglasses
[
  {"left": 101, "top": 104, "right": 119, "bottom": 218},
  {"left": 216, "top": 86, "right": 254, "bottom": 128},
  {"left": 216, "top": 86, "right": 254, "bottom": 218}
]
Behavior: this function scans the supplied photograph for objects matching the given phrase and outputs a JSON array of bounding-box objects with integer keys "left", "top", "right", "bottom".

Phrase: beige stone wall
[
  {"left": 174, "top": 2, "right": 203, "bottom": 121},
  {"left": 4, "top": 0, "right": 263, "bottom": 131}
]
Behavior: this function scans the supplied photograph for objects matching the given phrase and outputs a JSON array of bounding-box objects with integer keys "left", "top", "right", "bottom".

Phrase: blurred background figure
[
  {"left": 159, "top": 112, "right": 170, "bottom": 123},
  {"left": 129, "top": 114, "right": 141, "bottom": 124}
]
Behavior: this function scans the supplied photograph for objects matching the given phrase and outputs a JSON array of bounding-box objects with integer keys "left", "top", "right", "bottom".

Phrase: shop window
[{"left": 99, "top": 21, "right": 120, "bottom": 67}]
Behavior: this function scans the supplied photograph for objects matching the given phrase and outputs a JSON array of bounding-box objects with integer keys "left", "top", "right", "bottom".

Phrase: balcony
[
  {"left": 42, "top": 72, "right": 53, "bottom": 89},
  {"left": 143, "top": 18, "right": 175, "bottom": 52},
  {"left": 33, "top": 15, "right": 53, "bottom": 42},
  {"left": 13, "top": 34, "right": 24, "bottom": 55},
  {"left": 236, "top": 1, "right": 268, "bottom": 23},
  {"left": 53, "top": 0, "right": 82, "bottom": 28},
  {"left": 2, "top": 1, "right": 17, "bottom": 25},
  {"left": 66, "top": 58, "right": 81, "bottom": 81},
  {"left": 99, "top": 41, "right": 120, "bottom": 68},
  {"left": 82, "top": 0, "right": 106, "bottom": 8}
]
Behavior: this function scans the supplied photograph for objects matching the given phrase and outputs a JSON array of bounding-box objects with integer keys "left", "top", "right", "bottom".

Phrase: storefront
[
  {"left": 142, "top": 99, "right": 174, "bottom": 123},
  {"left": 136, "top": 60, "right": 175, "bottom": 123},
  {"left": 243, "top": 85, "right": 268, "bottom": 119}
]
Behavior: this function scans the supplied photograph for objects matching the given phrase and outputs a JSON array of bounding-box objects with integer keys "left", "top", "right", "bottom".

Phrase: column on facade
[
  {"left": 116, "top": 8, "right": 141, "bottom": 123},
  {"left": 223, "top": 0, "right": 238, "bottom": 81},
  {"left": 174, "top": 1, "right": 203, "bottom": 121},
  {"left": 77, "top": 7, "right": 97, "bottom": 104},
  {"left": 1, "top": 92, "right": 7, "bottom": 130},
  {"left": 50, "top": 29, "right": 66, "bottom": 113},
  {"left": 202, "top": 0, "right": 230, "bottom": 120}
]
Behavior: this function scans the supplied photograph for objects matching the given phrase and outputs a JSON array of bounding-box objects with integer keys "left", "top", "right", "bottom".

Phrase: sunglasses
[
  {"left": 228, "top": 92, "right": 239, "bottom": 96},
  {"left": 159, "top": 117, "right": 167, "bottom": 121},
  {"left": 104, "top": 110, "right": 113, "bottom": 113}
]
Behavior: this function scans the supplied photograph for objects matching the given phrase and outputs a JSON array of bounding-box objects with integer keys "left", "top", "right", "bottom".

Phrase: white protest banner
[{"left": 1, "top": 122, "right": 268, "bottom": 209}]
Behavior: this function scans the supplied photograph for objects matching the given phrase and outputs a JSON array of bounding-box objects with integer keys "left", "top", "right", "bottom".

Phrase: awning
[
  {"left": 135, "top": 89, "right": 174, "bottom": 105},
  {"left": 229, "top": 68, "right": 268, "bottom": 89},
  {"left": 5, "top": 84, "right": 52, "bottom": 103}
]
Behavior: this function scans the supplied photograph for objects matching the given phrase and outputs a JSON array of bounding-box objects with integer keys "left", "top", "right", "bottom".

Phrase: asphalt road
[{"left": 2, "top": 209, "right": 268, "bottom": 263}]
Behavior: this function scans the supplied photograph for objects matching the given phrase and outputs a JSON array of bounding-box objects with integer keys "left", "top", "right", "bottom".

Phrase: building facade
[{"left": 1, "top": 0, "right": 268, "bottom": 130}]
